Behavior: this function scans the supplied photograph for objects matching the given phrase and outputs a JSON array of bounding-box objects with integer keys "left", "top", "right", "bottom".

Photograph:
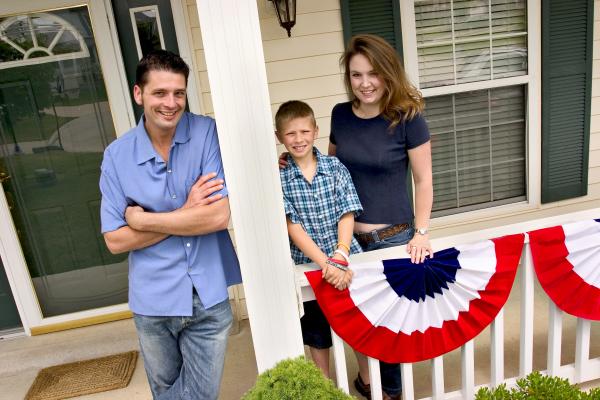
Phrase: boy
[{"left": 275, "top": 100, "right": 363, "bottom": 377}]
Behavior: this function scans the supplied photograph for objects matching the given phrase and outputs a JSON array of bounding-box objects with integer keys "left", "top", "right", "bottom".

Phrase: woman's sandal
[
  {"left": 354, "top": 373, "right": 402, "bottom": 400},
  {"left": 383, "top": 392, "right": 401, "bottom": 400},
  {"left": 354, "top": 373, "right": 371, "bottom": 399}
]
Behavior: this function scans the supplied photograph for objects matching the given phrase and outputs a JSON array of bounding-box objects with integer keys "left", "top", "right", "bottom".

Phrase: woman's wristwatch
[{"left": 415, "top": 227, "right": 429, "bottom": 235}]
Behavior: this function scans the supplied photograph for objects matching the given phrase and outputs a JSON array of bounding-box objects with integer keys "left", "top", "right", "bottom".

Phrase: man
[{"left": 100, "top": 50, "right": 241, "bottom": 400}]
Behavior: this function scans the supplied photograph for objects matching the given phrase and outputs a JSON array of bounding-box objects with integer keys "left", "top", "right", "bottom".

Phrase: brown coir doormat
[{"left": 24, "top": 351, "right": 138, "bottom": 400}]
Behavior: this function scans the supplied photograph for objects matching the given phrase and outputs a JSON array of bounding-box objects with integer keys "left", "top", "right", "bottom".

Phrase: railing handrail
[{"left": 295, "top": 207, "right": 600, "bottom": 288}]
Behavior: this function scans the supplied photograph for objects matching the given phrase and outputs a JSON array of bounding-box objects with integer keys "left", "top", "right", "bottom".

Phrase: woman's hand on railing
[{"left": 407, "top": 233, "right": 433, "bottom": 264}]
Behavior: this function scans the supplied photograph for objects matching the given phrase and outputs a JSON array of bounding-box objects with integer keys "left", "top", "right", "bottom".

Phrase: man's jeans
[{"left": 133, "top": 292, "right": 233, "bottom": 400}]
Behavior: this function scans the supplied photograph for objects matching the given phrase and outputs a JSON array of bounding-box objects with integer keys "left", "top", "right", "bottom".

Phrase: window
[
  {"left": 0, "top": 13, "right": 89, "bottom": 70},
  {"left": 402, "top": 0, "right": 531, "bottom": 217}
]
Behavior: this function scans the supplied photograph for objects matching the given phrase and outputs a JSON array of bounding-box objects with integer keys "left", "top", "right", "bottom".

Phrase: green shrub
[
  {"left": 475, "top": 372, "right": 600, "bottom": 400},
  {"left": 242, "top": 356, "right": 354, "bottom": 400}
]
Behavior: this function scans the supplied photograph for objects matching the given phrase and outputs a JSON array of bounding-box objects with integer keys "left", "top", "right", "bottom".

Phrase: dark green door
[
  {"left": 112, "top": 0, "right": 181, "bottom": 120},
  {"left": 0, "top": 257, "right": 21, "bottom": 331},
  {"left": 0, "top": 6, "right": 128, "bottom": 317}
]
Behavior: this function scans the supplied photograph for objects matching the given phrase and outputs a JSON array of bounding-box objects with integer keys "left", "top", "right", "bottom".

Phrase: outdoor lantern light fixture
[{"left": 269, "top": 0, "right": 296, "bottom": 37}]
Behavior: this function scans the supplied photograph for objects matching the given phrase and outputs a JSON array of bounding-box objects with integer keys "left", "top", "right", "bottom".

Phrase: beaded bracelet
[{"left": 325, "top": 258, "right": 349, "bottom": 271}]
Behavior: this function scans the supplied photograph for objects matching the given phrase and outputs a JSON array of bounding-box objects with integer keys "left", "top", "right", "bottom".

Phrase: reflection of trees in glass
[
  {"left": 0, "top": 41, "right": 22, "bottom": 61},
  {"left": 52, "top": 30, "right": 82, "bottom": 54},
  {"left": 7, "top": 151, "right": 125, "bottom": 277}
]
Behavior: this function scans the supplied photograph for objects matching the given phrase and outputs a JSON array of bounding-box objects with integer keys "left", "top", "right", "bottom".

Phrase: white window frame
[{"left": 400, "top": 0, "right": 541, "bottom": 230}]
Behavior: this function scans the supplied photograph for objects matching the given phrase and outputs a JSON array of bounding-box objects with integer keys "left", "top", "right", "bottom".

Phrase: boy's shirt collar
[{"left": 281, "top": 147, "right": 332, "bottom": 183}]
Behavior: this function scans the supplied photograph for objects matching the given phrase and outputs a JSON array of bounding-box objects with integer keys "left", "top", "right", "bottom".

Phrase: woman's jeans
[
  {"left": 357, "top": 226, "right": 415, "bottom": 397},
  {"left": 133, "top": 292, "right": 233, "bottom": 400}
]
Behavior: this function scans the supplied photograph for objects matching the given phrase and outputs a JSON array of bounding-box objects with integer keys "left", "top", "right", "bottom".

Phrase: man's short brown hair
[{"left": 136, "top": 49, "right": 190, "bottom": 89}]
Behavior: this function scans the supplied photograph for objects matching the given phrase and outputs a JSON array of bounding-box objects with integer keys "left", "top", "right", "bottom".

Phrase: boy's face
[
  {"left": 133, "top": 70, "right": 187, "bottom": 137},
  {"left": 277, "top": 116, "right": 318, "bottom": 162}
]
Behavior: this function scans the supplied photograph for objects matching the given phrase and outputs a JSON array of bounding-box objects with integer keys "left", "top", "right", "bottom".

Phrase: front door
[
  {"left": 112, "top": 0, "right": 182, "bottom": 120},
  {"left": 0, "top": 5, "right": 129, "bottom": 318}
]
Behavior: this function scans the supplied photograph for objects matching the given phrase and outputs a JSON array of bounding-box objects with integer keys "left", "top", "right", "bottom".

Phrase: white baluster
[{"left": 331, "top": 330, "right": 349, "bottom": 393}]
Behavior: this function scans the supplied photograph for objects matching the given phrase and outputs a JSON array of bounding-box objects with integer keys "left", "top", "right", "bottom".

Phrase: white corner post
[{"left": 195, "top": 0, "right": 304, "bottom": 371}]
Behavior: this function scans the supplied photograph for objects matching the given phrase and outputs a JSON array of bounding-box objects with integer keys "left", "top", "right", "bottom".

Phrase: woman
[{"left": 330, "top": 34, "right": 433, "bottom": 400}]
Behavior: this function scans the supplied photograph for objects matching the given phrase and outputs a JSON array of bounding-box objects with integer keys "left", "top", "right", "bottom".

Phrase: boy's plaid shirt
[{"left": 280, "top": 148, "right": 363, "bottom": 265}]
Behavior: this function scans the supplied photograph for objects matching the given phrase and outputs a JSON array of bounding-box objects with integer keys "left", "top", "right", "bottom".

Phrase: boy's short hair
[
  {"left": 135, "top": 49, "right": 190, "bottom": 89},
  {"left": 275, "top": 100, "right": 317, "bottom": 135}
]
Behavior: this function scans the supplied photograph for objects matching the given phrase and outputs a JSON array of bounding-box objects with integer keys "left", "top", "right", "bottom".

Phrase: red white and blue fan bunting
[
  {"left": 528, "top": 219, "right": 600, "bottom": 320},
  {"left": 305, "top": 234, "right": 524, "bottom": 363}
]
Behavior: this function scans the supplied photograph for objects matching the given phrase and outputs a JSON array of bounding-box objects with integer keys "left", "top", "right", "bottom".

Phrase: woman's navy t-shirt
[{"left": 329, "top": 102, "right": 430, "bottom": 224}]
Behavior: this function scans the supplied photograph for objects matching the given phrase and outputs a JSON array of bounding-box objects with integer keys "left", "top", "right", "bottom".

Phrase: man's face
[{"left": 133, "top": 70, "right": 187, "bottom": 136}]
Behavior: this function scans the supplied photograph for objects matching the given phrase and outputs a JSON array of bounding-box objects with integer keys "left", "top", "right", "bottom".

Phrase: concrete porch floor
[
  {"left": 0, "top": 317, "right": 259, "bottom": 400},
  {"left": 1, "top": 278, "right": 599, "bottom": 400}
]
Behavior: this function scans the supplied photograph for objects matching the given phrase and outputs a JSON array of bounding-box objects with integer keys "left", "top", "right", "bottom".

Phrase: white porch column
[{"left": 195, "top": 0, "right": 304, "bottom": 371}]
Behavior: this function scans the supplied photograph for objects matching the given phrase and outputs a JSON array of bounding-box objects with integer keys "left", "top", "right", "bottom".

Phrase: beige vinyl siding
[
  {"left": 188, "top": 0, "right": 347, "bottom": 156},
  {"left": 185, "top": 0, "right": 347, "bottom": 318},
  {"left": 185, "top": 1, "right": 599, "bottom": 239}
]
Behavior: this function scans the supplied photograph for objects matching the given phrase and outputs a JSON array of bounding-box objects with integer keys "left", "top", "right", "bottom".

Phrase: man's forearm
[
  {"left": 132, "top": 198, "right": 230, "bottom": 236},
  {"left": 104, "top": 226, "right": 168, "bottom": 254}
]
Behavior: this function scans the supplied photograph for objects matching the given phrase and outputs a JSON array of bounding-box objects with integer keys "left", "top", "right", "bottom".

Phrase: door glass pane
[
  {"left": 0, "top": 257, "right": 21, "bottom": 330},
  {"left": 131, "top": 6, "right": 165, "bottom": 59},
  {"left": 0, "top": 6, "right": 128, "bottom": 317}
]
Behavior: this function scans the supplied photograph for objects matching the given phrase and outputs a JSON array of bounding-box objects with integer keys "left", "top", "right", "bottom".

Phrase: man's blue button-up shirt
[{"left": 100, "top": 113, "right": 241, "bottom": 316}]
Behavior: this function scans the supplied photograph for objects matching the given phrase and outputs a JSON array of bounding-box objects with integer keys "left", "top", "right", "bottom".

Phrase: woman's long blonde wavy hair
[{"left": 341, "top": 34, "right": 424, "bottom": 128}]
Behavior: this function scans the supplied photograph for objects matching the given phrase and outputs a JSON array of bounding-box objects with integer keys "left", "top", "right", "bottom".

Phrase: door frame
[
  {"left": 103, "top": 0, "right": 205, "bottom": 128},
  {"left": 0, "top": 0, "right": 202, "bottom": 335}
]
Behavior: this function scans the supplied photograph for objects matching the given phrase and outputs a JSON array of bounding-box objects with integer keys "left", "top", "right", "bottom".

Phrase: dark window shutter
[
  {"left": 340, "top": 0, "right": 403, "bottom": 58},
  {"left": 541, "top": 0, "right": 593, "bottom": 203}
]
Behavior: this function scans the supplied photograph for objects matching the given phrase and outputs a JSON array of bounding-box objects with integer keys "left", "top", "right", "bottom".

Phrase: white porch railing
[{"left": 296, "top": 208, "right": 600, "bottom": 400}]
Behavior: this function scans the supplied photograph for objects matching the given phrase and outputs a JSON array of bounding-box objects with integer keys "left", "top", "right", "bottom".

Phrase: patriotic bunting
[
  {"left": 305, "top": 234, "right": 524, "bottom": 363},
  {"left": 528, "top": 219, "right": 600, "bottom": 320}
]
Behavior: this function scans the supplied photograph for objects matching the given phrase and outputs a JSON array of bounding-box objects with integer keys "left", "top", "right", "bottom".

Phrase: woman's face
[{"left": 349, "top": 53, "right": 385, "bottom": 108}]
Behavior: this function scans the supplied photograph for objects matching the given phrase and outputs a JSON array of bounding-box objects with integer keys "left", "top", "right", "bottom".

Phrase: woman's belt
[{"left": 354, "top": 223, "right": 411, "bottom": 245}]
